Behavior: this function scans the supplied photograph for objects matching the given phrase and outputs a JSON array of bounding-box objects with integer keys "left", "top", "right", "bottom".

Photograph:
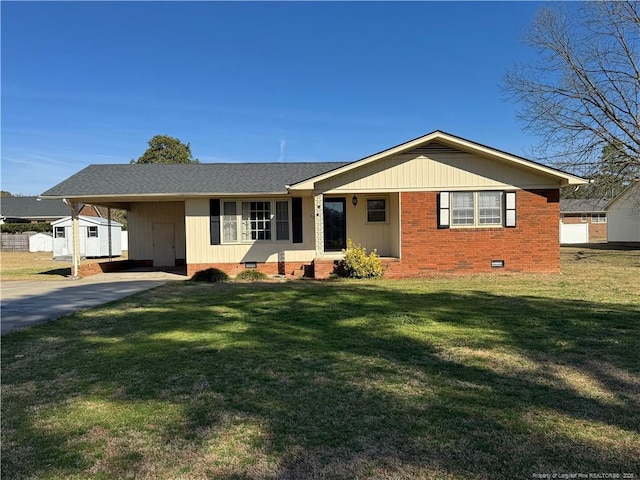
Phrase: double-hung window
[
  {"left": 448, "top": 191, "right": 504, "bottom": 227},
  {"left": 219, "top": 200, "right": 290, "bottom": 243},
  {"left": 87, "top": 226, "right": 98, "bottom": 238}
]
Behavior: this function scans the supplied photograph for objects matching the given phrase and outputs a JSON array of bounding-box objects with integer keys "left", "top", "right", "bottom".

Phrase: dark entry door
[{"left": 323, "top": 198, "right": 346, "bottom": 252}]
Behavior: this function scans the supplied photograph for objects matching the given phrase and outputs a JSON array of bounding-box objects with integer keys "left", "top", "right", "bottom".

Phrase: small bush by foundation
[
  {"left": 336, "top": 239, "right": 384, "bottom": 279},
  {"left": 235, "top": 269, "right": 269, "bottom": 281},
  {"left": 190, "top": 267, "right": 229, "bottom": 283}
]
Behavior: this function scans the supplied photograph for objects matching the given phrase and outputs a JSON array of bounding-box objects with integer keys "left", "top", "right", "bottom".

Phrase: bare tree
[{"left": 503, "top": 1, "right": 640, "bottom": 183}]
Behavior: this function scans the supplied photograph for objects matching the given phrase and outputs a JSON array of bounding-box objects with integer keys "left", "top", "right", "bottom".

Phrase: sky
[{"left": 1, "top": 1, "right": 545, "bottom": 196}]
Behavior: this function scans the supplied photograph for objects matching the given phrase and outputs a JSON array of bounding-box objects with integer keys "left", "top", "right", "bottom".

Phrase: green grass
[{"left": 2, "top": 247, "right": 639, "bottom": 479}]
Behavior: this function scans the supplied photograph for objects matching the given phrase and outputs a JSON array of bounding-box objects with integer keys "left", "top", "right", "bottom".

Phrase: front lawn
[{"left": 2, "top": 247, "right": 639, "bottom": 479}]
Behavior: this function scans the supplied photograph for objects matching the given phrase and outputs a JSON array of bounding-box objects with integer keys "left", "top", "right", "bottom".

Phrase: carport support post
[{"left": 70, "top": 202, "right": 80, "bottom": 278}]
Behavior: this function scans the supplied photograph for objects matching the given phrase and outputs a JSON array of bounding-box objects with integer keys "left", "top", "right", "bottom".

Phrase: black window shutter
[
  {"left": 292, "top": 197, "right": 303, "bottom": 243},
  {"left": 210, "top": 199, "right": 221, "bottom": 245}
]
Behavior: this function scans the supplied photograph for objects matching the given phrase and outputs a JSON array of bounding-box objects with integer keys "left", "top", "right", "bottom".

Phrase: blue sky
[{"left": 1, "top": 1, "right": 544, "bottom": 196}]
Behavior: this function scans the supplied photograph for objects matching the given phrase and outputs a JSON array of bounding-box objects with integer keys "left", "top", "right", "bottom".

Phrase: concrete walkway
[{"left": 1, "top": 269, "right": 187, "bottom": 334}]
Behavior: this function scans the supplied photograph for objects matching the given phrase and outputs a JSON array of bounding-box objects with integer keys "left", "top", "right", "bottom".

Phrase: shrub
[
  {"left": 337, "top": 239, "right": 384, "bottom": 279},
  {"left": 190, "top": 267, "right": 229, "bottom": 283},
  {"left": 235, "top": 269, "right": 269, "bottom": 281},
  {"left": 0, "top": 223, "right": 53, "bottom": 234}
]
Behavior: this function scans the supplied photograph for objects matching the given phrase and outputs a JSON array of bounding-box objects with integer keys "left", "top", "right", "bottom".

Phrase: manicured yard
[{"left": 2, "top": 247, "right": 639, "bottom": 479}]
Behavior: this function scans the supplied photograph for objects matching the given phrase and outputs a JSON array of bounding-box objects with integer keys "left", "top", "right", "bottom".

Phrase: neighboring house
[
  {"left": 559, "top": 198, "right": 609, "bottom": 244},
  {"left": 51, "top": 216, "right": 123, "bottom": 258},
  {"left": 605, "top": 180, "right": 640, "bottom": 244},
  {"left": 0, "top": 196, "right": 101, "bottom": 224},
  {"left": 41, "top": 131, "right": 586, "bottom": 278}
]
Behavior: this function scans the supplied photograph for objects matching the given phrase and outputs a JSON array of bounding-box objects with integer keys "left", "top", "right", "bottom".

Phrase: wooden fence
[{"left": 1, "top": 233, "right": 30, "bottom": 252}]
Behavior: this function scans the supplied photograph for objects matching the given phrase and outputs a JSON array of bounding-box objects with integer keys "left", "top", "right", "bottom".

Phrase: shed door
[{"left": 153, "top": 223, "right": 175, "bottom": 267}]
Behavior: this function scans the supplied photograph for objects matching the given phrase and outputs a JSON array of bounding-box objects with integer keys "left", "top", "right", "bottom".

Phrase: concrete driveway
[{"left": 1, "top": 269, "right": 187, "bottom": 335}]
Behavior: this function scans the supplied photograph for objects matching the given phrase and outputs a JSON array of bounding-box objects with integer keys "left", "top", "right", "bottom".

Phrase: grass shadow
[
  {"left": 2, "top": 281, "right": 639, "bottom": 479},
  {"left": 38, "top": 267, "right": 72, "bottom": 277}
]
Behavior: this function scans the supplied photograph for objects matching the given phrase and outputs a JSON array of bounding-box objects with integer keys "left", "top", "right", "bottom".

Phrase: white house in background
[
  {"left": 28, "top": 232, "right": 53, "bottom": 252},
  {"left": 606, "top": 180, "right": 640, "bottom": 243},
  {"left": 52, "top": 215, "right": 123, "bottom": 258}
]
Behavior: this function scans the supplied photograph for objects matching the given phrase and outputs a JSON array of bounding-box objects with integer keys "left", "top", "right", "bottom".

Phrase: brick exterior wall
[
  {"left": 561, "top": 213, "right": 607, "bottom": 242},
  {"left": 187, "top": 262, "right": 309, "bottom": 278},
  {"left": 380, "top": 189, "right": 561, "bottom": 278}
]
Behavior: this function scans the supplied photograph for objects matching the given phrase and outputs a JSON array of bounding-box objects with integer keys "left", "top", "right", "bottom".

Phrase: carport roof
[{"left": 41, "top": 162, "right": 348, "bottom": 197}]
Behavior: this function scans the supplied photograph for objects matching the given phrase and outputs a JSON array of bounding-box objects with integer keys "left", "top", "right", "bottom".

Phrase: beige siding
[
  {"left": 339, "top": 193, "right": 399, "bottom": 257},
  {"left": 185, "top": 197, "right": 318, "bottom": 264},
  {"left": 316, "top": 144, "right": 559, "bottom": 193},
  {"left": 128, "top": 202, "right": 186, "bottom": 261}
]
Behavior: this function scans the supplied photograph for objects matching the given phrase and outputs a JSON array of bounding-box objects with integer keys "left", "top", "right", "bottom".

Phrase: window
[
  {"left": 478, "top": 192, "right": 502, "bottom": 225},
  {"left": 367, "top": 198, "right": 386, "bottom": 222},
  {"left": 55, "top": 227, "right": 65, "bottom": 238},
  {"left": 87, "top": 226, "right": 98, "bottom": 238},
  {"left": 451, "top": 192, "right": 475, "bottom": 226},
  {"left": 581, "top": 214, "right": 588, "bottom": 223},
  {"left": 242, "top": 201, "right": 271, "bottom": 241},
  {"left": 222, "top": 202, "right": 238, "bottom": 242},
  {"left": 592, "top": 213, "right": 607, "bottom": 223},
  {"left": 450, "top": 191, "right": 503, "bottom": 227},
  {"left": 218, "top": 199, "right": 293, "bottom": 244},
  {"left": 275, "top": 201, "right": 289, "bottom": 240}
]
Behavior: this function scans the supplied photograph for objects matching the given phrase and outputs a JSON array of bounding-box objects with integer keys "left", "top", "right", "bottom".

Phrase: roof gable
[
  {"left": 605, "top": 180, "right": 640, "bottom": 210},
  {"left": 290, "top": 130, "right": 587, "bottom": 190}
]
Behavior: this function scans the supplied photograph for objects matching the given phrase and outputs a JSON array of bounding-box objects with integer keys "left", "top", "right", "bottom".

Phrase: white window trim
[
  {"left": 220, "top": 198, "right": 292, "bottom": 245},
  {"left": 365, "top": 196, "right": 389, "bottom": 224},
  {"left": 592, "top": 213, "right": 607, "bottom": 223},
  {"left": 450, "top": 191, "right": 504, "bottom": 228},
  {"left": 87, "top": 226, "right": 99, "bottom": 238}
]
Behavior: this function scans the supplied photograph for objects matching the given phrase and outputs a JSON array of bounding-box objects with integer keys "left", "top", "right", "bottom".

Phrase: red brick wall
[
  {"left": 381, "top": 189, "right": 560, "bottom": 278},
  {"left": 187, "top": 262, "right": 309, "bottom": 278}
]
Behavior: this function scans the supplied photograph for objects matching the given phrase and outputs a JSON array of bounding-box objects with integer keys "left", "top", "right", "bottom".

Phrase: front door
[
  {"left": 323, "top": 198, "right": 346, "bottom": 252},
  {"left": 153, "top": 222, "right": 176, "bottom": 267}
]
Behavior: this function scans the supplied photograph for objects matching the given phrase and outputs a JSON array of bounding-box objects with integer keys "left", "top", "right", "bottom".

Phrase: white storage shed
[
  {"left": 29, "top": 232, "right": 54, "bottom": 252},
  {"left": 52, "top": 215, "right": 123, "bottom": 258}
]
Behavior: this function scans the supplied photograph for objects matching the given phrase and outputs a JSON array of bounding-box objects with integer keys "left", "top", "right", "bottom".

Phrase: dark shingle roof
[
  {"left": 0, "top": 196, "right": 71, "bottom": 219},
  {"left": 560, "top": 198, "right": 609, "bottom": 213},
  {"left": 41, "top": 163, "right": 348, "bottom": 197}
]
